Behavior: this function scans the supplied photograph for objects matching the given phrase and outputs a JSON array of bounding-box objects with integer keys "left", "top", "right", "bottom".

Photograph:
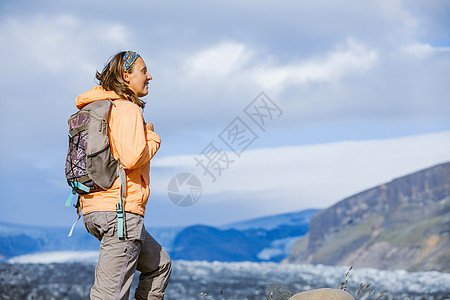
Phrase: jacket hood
[{"left": 75, "top": 86, "right": 122, "bottom": 109}]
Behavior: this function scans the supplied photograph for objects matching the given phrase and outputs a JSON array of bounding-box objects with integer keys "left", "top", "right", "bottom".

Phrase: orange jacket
[{"left": 75, "top": 86, "right": 161, "bottom": 216}]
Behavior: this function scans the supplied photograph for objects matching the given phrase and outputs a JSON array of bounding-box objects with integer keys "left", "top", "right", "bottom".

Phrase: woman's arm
[{"left": 109, "top": 101, "right": 161, "bottom": 169}]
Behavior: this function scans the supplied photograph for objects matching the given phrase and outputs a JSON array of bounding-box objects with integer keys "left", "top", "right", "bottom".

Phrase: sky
[{"left": 0, "top": 0, "right": 449, "bottom": 229}]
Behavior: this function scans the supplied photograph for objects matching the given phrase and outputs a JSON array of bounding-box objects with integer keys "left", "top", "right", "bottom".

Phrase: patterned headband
[{"left": 123, "top": 51, "right": 140, "bottom": 71}]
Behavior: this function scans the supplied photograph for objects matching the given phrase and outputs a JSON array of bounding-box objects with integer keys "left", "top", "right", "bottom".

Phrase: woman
[{"left": 75, "top": 51, "right": 172, "bottom": 300}]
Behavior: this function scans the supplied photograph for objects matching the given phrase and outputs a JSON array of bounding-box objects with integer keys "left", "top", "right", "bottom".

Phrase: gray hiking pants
[{"left": 83, "top": 211, "right": 172, "bottom": 300}]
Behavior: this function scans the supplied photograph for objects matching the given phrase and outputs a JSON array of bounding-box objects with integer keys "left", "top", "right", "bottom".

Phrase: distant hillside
[
  {"left": 0, "top": 209, "right": 319, "bottom": 263},
  {"left": 221, "top": 209, "right": 319, "bottom": 231},
  {"left": 0, "top": 222, "right": 181, "bottom": 261},
  {"left": 284, "top": 162, "right": 450, "bottom": 272},
  {"left": 0, "top": 222, "right": 99, "bottom": 260},
  {"left": 169, "top": 209, "right": 319, "bottom": 262}
]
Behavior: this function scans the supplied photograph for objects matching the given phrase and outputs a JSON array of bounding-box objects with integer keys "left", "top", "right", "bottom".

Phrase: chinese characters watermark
[
  {"left": 219, "top": 117, "right": 258, "bottom": 157},
  {"left": 167, "top": 92, "right": 283, "bottom": 207}
]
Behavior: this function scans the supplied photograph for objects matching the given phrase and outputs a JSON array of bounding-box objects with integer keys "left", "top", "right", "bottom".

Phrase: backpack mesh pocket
[{"left": 66, "top": 113, "right": 102, "bottom": 193}]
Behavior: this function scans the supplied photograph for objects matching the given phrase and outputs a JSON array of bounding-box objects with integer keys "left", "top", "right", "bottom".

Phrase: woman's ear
[{"left": 123, "top": 70, "right": 130, "bottom": 83}]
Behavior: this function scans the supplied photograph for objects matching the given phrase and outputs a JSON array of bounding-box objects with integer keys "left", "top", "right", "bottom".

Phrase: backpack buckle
[{"left": 116, "top": 203, "right": 124, "bottom": 239}]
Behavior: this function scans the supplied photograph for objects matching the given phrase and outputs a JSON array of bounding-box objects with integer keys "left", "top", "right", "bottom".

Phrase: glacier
[
  {"left": 7, "top": 250, "right": 99, "bottom": 264},
  {"left": 2, "top": 251, "right": 449, "bottom": 299},
  {"left": 257, "top": 236, "right": 303, "bottom": 261}
]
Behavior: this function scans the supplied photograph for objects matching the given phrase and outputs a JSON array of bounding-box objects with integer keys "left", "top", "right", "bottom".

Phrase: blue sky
[{"left": 0, "top": 0, "right": 449, "bottom": 229}]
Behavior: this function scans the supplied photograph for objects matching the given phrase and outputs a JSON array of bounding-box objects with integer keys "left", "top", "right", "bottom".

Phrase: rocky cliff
[{"left": 284, "top": 162, "right": 450, "bottom": 272}]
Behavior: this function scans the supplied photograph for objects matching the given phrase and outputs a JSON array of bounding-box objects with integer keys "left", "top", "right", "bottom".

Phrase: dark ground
[{"left": 0, "top": 262, "right": 449, "bottom": 300}]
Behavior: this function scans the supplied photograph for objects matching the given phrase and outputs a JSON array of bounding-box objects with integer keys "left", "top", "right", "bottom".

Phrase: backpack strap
[
  {"left": 111, "top": 99, "right": 127, "bottom": 239},
  {"left": 68, "top": 123, "right": 89, "bottom": 138},
  {"left": 67, "top": 195, "right": 81, "bottom": 237},
  {"left": 65, "top": 189, "right": 77, "bottom": 208},
  {"left": 67, "top": 210, "right": 81, "bottom": 237},
  {"left": 65, "top": 181, "right": 90, "bottom": 207},
  {"left": 117, "top": 162, "right": 127, "bottom": 238}
]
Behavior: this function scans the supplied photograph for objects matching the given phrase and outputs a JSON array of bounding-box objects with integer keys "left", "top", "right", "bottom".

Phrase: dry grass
[{"left": 340, "top": 266, "right": 388, "bottom": 299}]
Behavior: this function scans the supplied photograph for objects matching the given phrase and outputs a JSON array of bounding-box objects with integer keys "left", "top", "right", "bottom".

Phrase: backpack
[{"left": 65, "top": 99, "right": 126, "bottom": 237}]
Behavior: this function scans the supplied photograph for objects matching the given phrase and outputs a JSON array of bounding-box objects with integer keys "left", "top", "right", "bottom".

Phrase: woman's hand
[{"left": 146, "top": 123, "right": 154, "bottom": 132}]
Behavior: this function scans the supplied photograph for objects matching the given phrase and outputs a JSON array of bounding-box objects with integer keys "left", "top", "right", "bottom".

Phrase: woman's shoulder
[
  {"left": 112, "top": 99, "right": 142, "bottom": 112},
  {"left": 113, "top": 99, "right": 139, "bottom": 106},
  {"left": 110, "top": 100, "right": 143, "bottom": 124}
]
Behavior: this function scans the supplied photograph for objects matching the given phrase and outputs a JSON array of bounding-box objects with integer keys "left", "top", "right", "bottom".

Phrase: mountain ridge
[
  {"left": 170, "top": 209, "right": 319, "bottom": 262},
  {"left": 0, "top": 209, "right": 319, "bottom": 263},
  {"left": 284, "top": 161, "right": 450, "bottom": 272}
]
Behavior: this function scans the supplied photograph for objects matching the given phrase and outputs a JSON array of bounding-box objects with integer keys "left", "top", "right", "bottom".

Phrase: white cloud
[
  {"left": 252, "top": 39, "right": 378, "bottom": 91},
  {"left": 378, "top": 0, "right": 418, "bottom": 28},
  {"left": 152, "top": 131, "right": 450, "bottom": 212},
  {"left": 401, "top": 43, "right": 450, "bottom": 57},
  {"left": 0, "top": 14, "right": 130, "bottom": 75},
  {"left": 179, "top": 39, "right": 378, "bottom": 92},
  {"left": 184, "top": 41, "right": 254, "bottom": 78}
]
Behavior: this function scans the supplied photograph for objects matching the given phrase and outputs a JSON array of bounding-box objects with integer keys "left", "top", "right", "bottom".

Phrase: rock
[
  {"left": 265, "top": 283, "right": 294, "bottom": 300},
  {"left": 285, "top": 162, "right": 450, "bottom": 272},
  {"left": 289, "top": 288, "right": 354, "bottom": 300}
]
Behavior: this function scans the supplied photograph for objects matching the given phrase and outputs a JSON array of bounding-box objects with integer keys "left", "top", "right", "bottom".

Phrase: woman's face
[{"left": 124, "top": 57, "right": 152, "bottom": 97}]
